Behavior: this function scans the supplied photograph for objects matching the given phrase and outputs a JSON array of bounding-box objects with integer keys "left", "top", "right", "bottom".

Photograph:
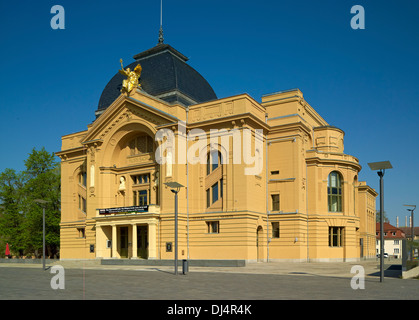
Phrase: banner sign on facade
[{"left": 99, "top": 205, "right": 149, "bottom": 214}]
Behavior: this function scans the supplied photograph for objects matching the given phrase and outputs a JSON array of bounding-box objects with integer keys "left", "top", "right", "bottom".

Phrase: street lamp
[
  {"left": 404, "top": 205, "right": 415, "bottom": 241},
  {"left": 404, "top": 204, "right": 415, "bottom": 260},
  {"left": 34, "top": 199, "right": 50, "bottom": 271},
  {"left": 164, "top": 181, "right": 184, "bottom": 275},
  {"left": 368, "top": 161, "right": 393, "bottom": 283}
]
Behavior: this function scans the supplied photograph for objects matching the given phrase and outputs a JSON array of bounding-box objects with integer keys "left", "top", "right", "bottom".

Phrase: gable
[{"left": 81, "top": 91, "right": 181, "bottom": 145}]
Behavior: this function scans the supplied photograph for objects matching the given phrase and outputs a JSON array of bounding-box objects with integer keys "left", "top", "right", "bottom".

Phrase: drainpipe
[
  {"left": 186, "top": 107, "right": 190, "bottom": 260},
  {"left": 265, "top": 113, "right": 269, "bottom": 262},
  {"left": 306, "top": 160, "right": 309, "bottom": 262},
  {"left": 306, "top": 130, "right": 314, "bottom": 262}
]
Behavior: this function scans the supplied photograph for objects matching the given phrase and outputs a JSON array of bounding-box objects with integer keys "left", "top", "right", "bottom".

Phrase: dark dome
[{"left": 96, "top": 44, "right": 217, "bottom": 117}]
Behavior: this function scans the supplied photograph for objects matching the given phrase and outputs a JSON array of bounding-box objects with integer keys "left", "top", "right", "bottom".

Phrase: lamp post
[
  {"left": 34, "top": 199, "right": 50, "bottom": 271},
  {"left": 404, "top": 205, "right": 416, "bottom": 260},
  {"left": 368, "top": 161, "right": 392, "bottom": 283},
  {"left": 164, "top": 182, "right": 184, "bottom": 275}
]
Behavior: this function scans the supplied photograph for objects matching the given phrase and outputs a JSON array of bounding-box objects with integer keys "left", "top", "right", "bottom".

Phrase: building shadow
[{"left": 368, "top": 264, "right": 402, "bottom": 278}]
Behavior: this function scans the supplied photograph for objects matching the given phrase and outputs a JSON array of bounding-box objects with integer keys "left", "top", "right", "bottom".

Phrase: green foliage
[
  {"left": 376, "top": 210, "right": 389, "bottom": 223},
  {"left": 0, "top": 147, "right": 60, "bottom": 258}
]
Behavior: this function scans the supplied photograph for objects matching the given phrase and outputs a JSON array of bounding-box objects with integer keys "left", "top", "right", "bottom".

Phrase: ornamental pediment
[{"left": 81, "top": 91, "right": 180, "bottom": 144}]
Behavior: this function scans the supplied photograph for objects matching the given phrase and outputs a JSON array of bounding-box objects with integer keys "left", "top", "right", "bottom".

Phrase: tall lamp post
[
  {"left": 34, "top": 199, "right": 50, "bottom": 271},
  {"left": 368, "top": 161, "right": 393, "bottom": 283},
  {"left": 404, "top": 204, "right": 416, "bottom": 259},
  {"left": 164, "top": 181, "right": 184, "bottom": 275}
]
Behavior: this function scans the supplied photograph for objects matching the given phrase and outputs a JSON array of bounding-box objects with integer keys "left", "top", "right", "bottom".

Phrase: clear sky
[{"left": 0, "top": 0, "right": 418, "bottom": 227}]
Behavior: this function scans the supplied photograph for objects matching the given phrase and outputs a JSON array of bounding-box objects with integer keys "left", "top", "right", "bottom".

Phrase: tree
[
  {"left": 0, "top": 147, "right": 61, "bottom": 258},
  {"left": 22, "top": 147, "right": 61, "bottom": 258},
  {"left": 0, "top": 169, "right": 26, "bottom": 256},
  {"left": 376, "top": 210, "right": 389, "bottom": 223}
]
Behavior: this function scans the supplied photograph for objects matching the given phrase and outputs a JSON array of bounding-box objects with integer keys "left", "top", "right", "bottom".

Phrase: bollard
[{"left": 182, "top": 259, "right": 188, "bottom": 275}]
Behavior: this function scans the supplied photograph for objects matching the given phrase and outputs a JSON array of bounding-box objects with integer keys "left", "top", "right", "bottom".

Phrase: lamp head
[{"left": 368, "top": 161, "right": 393, "bottom": 171}]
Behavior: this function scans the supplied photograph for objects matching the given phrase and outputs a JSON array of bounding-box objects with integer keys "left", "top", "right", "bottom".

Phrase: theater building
[{"left": 56, "top": 42, "right": 377, "bottom": 262}]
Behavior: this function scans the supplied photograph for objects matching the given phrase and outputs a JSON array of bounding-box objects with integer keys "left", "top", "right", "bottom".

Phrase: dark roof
[
  {"left": 399, "top": 227, "right": 419, "bottom": 237},
  {"left": 96, "top": 44, "right": 217, "bottom": 116}
]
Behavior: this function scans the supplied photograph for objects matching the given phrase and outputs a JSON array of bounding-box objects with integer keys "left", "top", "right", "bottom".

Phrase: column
[
  {"left": 148, "top": 221, "right": 157, "bottom": 259},
  {"left": 132, "top": 224, "right": 138, "bottom": 259},
  {"left": 95, "top": 225, "right": 103, "bottom": 258},
  {"left": 112, "top": 225, "right": 117, "bottom": 258}
]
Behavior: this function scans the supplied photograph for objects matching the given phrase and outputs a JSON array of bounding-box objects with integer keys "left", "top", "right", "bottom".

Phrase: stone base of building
[{"left": 100, "top": 258, "right": 246, "bottom": 267}]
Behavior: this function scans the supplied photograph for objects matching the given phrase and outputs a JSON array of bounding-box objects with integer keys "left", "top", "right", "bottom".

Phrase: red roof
[{"left": 376, "top": 222, "right": 406, "bottom": 239}]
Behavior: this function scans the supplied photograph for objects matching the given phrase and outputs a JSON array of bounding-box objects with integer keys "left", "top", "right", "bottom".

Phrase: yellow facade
[{"left": 57, "top": 50, "right": 377, "bottom": 263}]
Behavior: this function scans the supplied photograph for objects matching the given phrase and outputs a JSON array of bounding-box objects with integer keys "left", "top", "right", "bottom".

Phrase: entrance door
[
  {"left": 120, "top": 227, "right": 129, "bottom": 258},
  {"left": 137, "top": 225, "right": 148, "bottom": 259},
  {"left": 360, "top": 238, "right": 364, "bottom": 258}
]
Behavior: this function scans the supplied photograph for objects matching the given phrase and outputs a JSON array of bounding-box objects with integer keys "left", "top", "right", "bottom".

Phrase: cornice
[
  {"left": 55, "top": 146, "right": 87, "bottom": 160},
  {"left": 305, "top": 153, "right": 361, "bottom": 171}
]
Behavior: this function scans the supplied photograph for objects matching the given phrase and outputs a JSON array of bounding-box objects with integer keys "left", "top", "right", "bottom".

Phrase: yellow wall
[{"left": 57, "top": 88, "right": 377, "bottom": 262}]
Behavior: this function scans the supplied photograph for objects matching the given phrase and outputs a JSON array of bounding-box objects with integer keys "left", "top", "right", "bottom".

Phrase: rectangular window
[
  {"left": 394, "top": 240, "right": 399, "bottom": 245},
  {"left": 328, "top": 194, "right": 342, "bottom": 212},
  {"left": 212, "top": 182, "right": 219, "bottom": 203},
  {"left": 207, "top": 154, "right": 211, "bottom": 176},
  {"left": 132, "top": 174, "right": 150, "bottom": 185},
  {"left": 207, "top": 221, "right": 220, "bottom": 234},
  {"left": 130, "top": 136, "right": 153, "bottom": 155},
  {"left": 77, "top": 228, "right": 85, "bottom": 238},
  {"left": 220, "top": 179, "right": 223, "bottom": 199},
  {"left": 329, "top": 227, "right": 344, "bottom": 247},
  {"left": 139, "top": 190, "right": 148, "bottom": 206},
  {"left": 133, "top": 190, "right": 148, "bottom": 206},
  {"left": 271, "top": 170, "right": 279, "bottom": 175},
  {"left": 206, "top": 189, "right": 210, "bottom": 208},
  {"left": 79, "top": 195, "right": 86, "bottom": 213},
  {"left": 79, "top": 172, "right": 87, "bottom": 187},
  {"left": 272, "top": 222, "right": 280, "bottom": 238},
  {"left": 271, "top": 194, "right": 280, "bottom": 211},
  {"left": 211, "top": 152, "right": 219, "bottom": 172}
]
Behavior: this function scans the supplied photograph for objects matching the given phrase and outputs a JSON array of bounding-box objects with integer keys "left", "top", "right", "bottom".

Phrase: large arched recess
[{"left": 100, "top": 120, "right": 158, "bottom": 167}]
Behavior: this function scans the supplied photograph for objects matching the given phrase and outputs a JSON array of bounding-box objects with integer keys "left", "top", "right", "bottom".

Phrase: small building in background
[{"left": 376, "top": 222, "right": 406, "bottom": 259}]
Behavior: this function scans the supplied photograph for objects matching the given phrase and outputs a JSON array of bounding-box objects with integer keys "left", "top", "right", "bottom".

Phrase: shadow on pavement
[
  {"left": 368, "top": 264, "right": 402, "bottom": 278},
  {"left": 151, "top": 268, "right": 176, "bottom": 275}
]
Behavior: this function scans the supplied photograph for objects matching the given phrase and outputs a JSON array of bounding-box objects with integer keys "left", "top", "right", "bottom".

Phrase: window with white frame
[{"left": 328, "top": 171, "right": 343, "bottom": 212}]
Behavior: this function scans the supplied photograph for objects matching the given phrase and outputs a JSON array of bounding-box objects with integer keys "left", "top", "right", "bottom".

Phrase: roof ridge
[{"left": 133, "top": 44, "right": 188, "bottom": 62}]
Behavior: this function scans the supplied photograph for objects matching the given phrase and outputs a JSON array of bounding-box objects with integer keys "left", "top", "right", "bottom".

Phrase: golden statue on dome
[{"left": 119, "top": 59, "right": 142, "bottom": 95}]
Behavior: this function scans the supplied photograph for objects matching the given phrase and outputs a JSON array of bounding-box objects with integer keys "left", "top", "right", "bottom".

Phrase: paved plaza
[{"left": 0, "top": 259, "right": 417, "bottom": 301}]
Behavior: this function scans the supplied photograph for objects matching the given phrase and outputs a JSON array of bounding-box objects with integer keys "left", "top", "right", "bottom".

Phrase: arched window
[
  {"left": 328, "top": 171, "right": 342, "bottom": 212},
  {"left": 129, "top": 135, "right": 154, "bottom": 156},
  {"left": 206, "top": 151, "right": 222, "bottom": 175},
  {"left": 78, "top": 171, "right": 87, "bottom": 187},
  {"left": 205, "top": 150, "right": 223, "bottom": 209}
]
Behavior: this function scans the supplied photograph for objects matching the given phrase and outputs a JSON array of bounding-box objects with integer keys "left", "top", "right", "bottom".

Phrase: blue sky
[{"left": 0, "top": 0, "right": 418, "bottom": 226}]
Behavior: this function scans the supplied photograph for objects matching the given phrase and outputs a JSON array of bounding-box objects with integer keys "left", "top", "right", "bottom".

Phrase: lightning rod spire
[{"left": 158, "top": 0, "right": 164, "bottom": 45}]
